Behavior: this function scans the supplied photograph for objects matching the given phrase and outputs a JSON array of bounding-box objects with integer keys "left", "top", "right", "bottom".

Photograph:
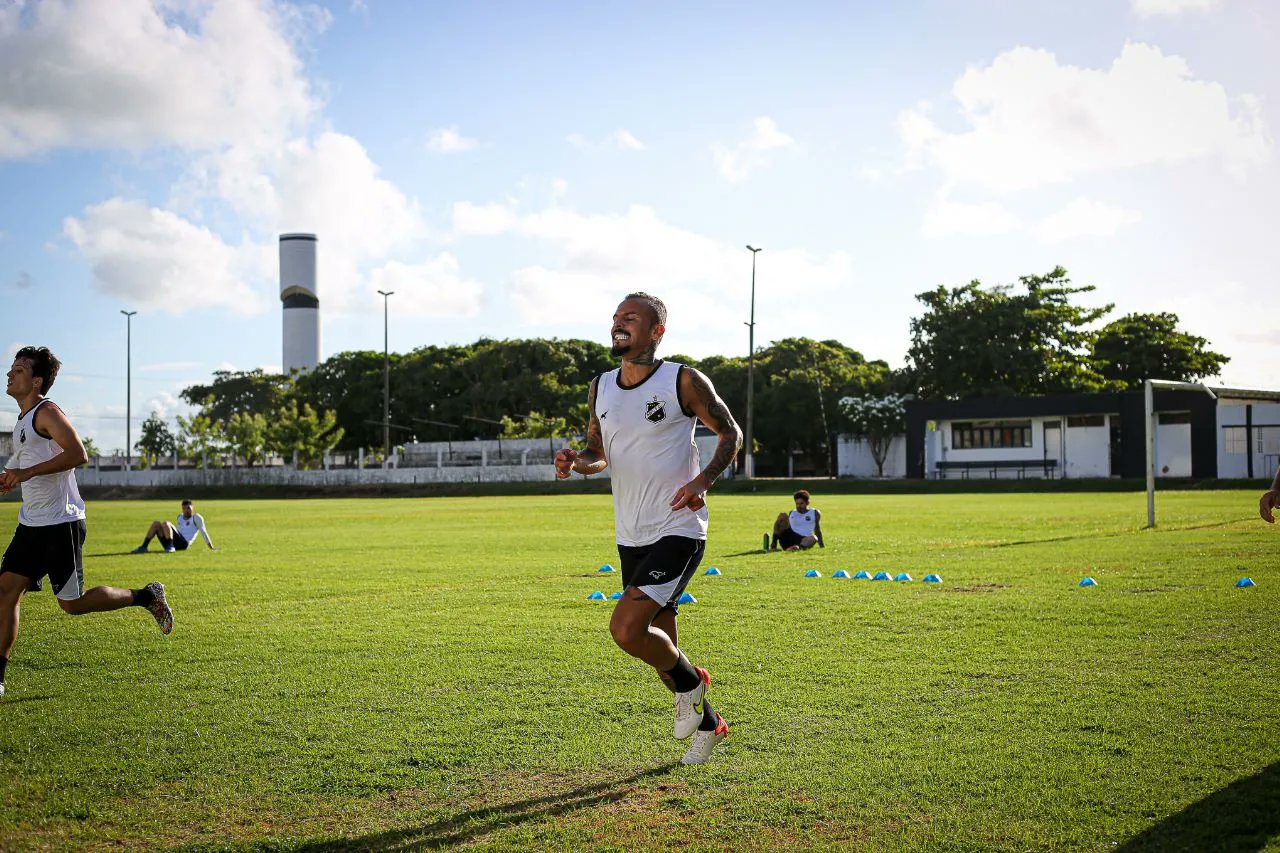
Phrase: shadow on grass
[
  {"left": 1117, "top": 762, "right": 1279, "bottom": 852},
  {"left": 989, "top": 518, "right": 1245, "bottom": 549},
  {"left": 0, "top": 694, "right": 52, "bottom": 705},
  {"left": 262, "top": 762, "right": 681, "bottom": 851},
  {"left": 84, "top": 551, "right": 152, "bottom": 558}
]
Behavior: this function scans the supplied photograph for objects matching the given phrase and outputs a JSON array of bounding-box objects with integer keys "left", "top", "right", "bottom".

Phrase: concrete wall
[
  {"left": 836, "top": 435, "right": 907, "bottom": 478},
  {"left": 1063, "top": 419, "right": 1110, "bottom": 478},
  {"left": 1155, "top": 422, "right": 1192, "bottom": 477},
  {"left": 1217, "top": 402, "right": 1280, "bottom": 479},
  {"left": 77, "top": 460, "right": 603, "bottom": 488}
]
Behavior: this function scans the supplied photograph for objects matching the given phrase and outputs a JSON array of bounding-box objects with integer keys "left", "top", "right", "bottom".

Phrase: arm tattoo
[
  {"left": 686, "top": 369, "right": 742, "bottom": 485},
  {"left": 573, "top": 378, "right": 608, "bottom": 474}
]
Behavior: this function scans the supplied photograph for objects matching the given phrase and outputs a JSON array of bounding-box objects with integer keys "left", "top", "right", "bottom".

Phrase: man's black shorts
[
  {"left": 617, "top": 535, "right": 705, "bottom": 613},
  {"left": 1, "top": 520, "right": 86, "bottom": 601},
  {"left": 161, "top": 530, "right": 190, "bottom": 551},
  {"left": 778, "top": 528, "right": 805, "bottom": 549}
]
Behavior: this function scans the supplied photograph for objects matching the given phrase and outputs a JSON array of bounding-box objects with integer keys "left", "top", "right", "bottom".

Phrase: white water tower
[{"left": 280, "top": 233, "right": 320, "bottom": 374}]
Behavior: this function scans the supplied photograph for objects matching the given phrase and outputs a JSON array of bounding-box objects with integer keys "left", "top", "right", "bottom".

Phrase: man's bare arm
[
  {"left": 680, "top": 368, "right": 742, "bottom": 486},
  {"left": 555, "top": 378, "right": 608, "bottom": 477}
]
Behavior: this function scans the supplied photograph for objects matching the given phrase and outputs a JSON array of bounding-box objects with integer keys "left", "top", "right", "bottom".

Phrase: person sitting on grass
[
  {"left": 770, "top": 489, "right": 824, "bottom": 551},
  {"left": 132, "top": 500, "right": 215, "bottom": 553}
]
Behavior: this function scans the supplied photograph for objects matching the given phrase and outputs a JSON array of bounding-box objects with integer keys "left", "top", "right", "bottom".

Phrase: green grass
[{"left": 0, "top": 492, "right": 1276, "bottom": 851}]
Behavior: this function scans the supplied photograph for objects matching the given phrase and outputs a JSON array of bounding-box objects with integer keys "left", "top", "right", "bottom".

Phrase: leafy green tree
[
  {"left": 269, "top": 402, "right": 344, "bottom": 469},
  {"left": 840, "top": 395, "right": 907, "bottom": 477},
  {"left": 135, "top": 411, "right": 177, "bottom": 467},
  {"left": 906, "top": 267, "right": 1112, "bottom": 399},
  {"left": 177, "top": 407, "right": 226, "bottom": 467},
  {"left": 81, "top": 436, "right": 100, "bottom": 464},
  {"left": 225, "top": 411, "right": 270, "bottom": 467},
  {"left": 1090, "top": 312, "right": 1229, "bottom": 389},
  {"left": 499, "top": 411, "right": 570, "bottom": 439},
  {"left": 180, "top": 369, "right": 293, "bottom": 422}
]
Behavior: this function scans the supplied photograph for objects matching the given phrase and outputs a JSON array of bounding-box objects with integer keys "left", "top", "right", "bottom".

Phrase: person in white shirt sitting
[
  {"left": 131, "top": 500, "right": 215, "bottom": 553},
  {"left": 770, "top": 489, "right": 824, "bottom": 551}
]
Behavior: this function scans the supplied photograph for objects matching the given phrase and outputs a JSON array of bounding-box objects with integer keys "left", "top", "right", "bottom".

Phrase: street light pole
[
  {"left": 744, "top": 245, "right": 762, "bottom": 479},
  {"left": 377, "top": 290, "right": 394, "bottom": 467},
  {"left": 121, "top": 310, "right": 136, "bottom": 471}
]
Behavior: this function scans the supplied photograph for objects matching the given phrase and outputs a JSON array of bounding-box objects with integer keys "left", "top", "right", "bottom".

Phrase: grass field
[{"left": 0, "top": 491, "right": 1276, "bottom": 851}]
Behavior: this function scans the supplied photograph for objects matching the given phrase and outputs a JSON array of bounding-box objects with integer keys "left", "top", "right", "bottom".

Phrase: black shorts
[
  {"left": 618, "top": 535, "right": 705, "bottom": 613},
  {"left": 1, "top": 520, "right": 86, "bottom": 601},
  {"left": 778, "top": 528, "right": 805, "bottom": 549},
  {"left": 161, "top": 530, "right": 189, "bottom": 551}
]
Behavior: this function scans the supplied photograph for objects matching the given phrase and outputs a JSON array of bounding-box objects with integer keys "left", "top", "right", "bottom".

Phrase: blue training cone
[
  {"left": 805, "top": 569, "right": 822, "bottom": 578},
  {"left": 872, "top": 571, "right": 891, "bottom": 581},
  {"left": 832, "top": 569, "right": 851, "bottom": 579},
  {"left": 705, "top": 566, "right": 722, "bottom": 576},
  {"left": 608, "top": 591, "right": 623, "bottom": 600},
  {"left": 587, "top": 591, "right": 607, "bottom": 600},
  {"left": 598, "top": 563, "right": 615, "bottom": 573},
  {"left": 1235, "top": 577, "right": 1257, "bottom": 588},
  {"left": 853, "top": 570, "right": 871, "bottom": 580},
  {"left": 923, "top": 573, "right": 942, "bottom": 583},
  {"left": 894, "top": 572, "right": 913, "bottom": 582},
  {"left": 1078, "top": 577, "right": 1098, "bottom": 587},
  {"left": 677, "top": 592, "right": 697, "bottom": 604}
]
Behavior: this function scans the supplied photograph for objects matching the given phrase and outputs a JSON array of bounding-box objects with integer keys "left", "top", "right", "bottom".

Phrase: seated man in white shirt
[
  {"left": 770, "top": 489, "right": 824, "bottom": 551},
  {"left": 131, "top": 499, "right": 216, "bottom": 553}
]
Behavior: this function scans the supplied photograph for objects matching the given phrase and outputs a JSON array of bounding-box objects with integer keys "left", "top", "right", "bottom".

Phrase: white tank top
[
  {"left": 596, "top": 360, "right": 708, "bottom": 547},
  {"left": 7, "top": 400, "right": 86, "bottom": 527},
  {"left": 789, "top": 507, "right": 817, "bottom": 537}
]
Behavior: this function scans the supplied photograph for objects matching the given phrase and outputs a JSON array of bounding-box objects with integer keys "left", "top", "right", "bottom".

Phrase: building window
[
  {"left": 951, "top": 421, "right": 1032, "bottom": 449},
  {"left": 1158, "top": 411, "right": 1192, "bottom": 425},
  {"left": 1224, "top": 427, "right": 1247, "bottom": 454},
  {"left": 1067, "top": 415, "right": 1106, "bottom": 428}
]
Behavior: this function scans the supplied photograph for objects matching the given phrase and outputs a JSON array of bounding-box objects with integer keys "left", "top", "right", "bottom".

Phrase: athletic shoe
[
  {"left": 131, "top": 545, "right": 148, "bottom": 554},
  {"left": 164, "top": 545, "right": 175, "bottom": 553},
  {"left": 144, "top": 581, "right": 173, "bottom": 635},
  {"left": 681, "top": 714, "right": 728, "bottom": 765},
  {"left": 673, "top": 666, "right": 711, "bottom": 739}
]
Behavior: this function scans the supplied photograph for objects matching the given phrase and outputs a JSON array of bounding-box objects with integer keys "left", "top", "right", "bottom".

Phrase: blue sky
[{"left": 2, "top": 0, "right": 1276, "bottom": 452}]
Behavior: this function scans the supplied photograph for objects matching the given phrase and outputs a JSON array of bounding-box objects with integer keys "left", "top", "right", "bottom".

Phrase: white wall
[
  {"left": 932, "top": 416, "right": 1065, "bottom": 479},
  {"left": 1217, "top": 402, "right": 1280, "bottom": 478},
  {"left": 836, "top": 435, "right": 907, "bottom": 478},
  {"left": 1063, "top": 420, "right": 1110, "bottom": 478},
  {"left": 1155, "top": 423, "right": 1191, "bottom": 477}
]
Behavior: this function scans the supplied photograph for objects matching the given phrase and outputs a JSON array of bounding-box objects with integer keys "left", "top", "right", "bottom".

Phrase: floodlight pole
[
  {"left": 745, "top": 245, "right": 762, "bottom": 479},
  {"left": 1144, "top": 378, "right": 1217, "bottom": 528},
  {"left": 377, "top": 289, "right": 394, "bottom": 467},
  {"left": 121, "top": 310, "right": 136, "bottom": 472}
]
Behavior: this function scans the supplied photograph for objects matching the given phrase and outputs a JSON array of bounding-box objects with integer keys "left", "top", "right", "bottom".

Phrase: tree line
[{"left": 137, "top": 267, "right": 1226, "bottom": 475}]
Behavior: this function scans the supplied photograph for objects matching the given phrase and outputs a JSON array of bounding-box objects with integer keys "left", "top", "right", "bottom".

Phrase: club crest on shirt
[{"left": 645, "top": 396, "right": 666, "bottom": 424}]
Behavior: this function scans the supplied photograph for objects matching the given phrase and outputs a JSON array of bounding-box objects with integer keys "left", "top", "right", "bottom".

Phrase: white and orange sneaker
[
  {"left": 682, "top": 714, "right": 729, "bottom": 765},
  {"left": 673, "top": 665, "right": 711, "bottom": 739}
]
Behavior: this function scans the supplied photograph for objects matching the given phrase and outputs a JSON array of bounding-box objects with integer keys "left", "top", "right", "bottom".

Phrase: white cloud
[
  {"left": 1036, "top": 198, "right": 1142, "bottom": 242},
  {"left": 611, "top": 129, "right": 646, "bottom": 151},
  {"left": 565, "top": 133, "right": 589, "bottom": 149},
  {"left": 1132, "top": 0, "right": 1222, "bottom": 16},
  {"left": 922, "top": 198, "right": 1021, "bottom": 238},
  {"left": 712, "top": 116, "right": 798, "bottom": 181},
  {"left": 899, "top": 43, "right": 1270, "bottom": 192},
  {"left": 551, "top": 178, "right": 569, "bottom": 202},
  {"left": 0, "top": 0, "right": 323, "bottom": 158},
  {"left": 426, "top": 126, "right": 479, "bottom": 153},
  {"left": 367, "top": 255, "right": 483, "bottom": 317},
  {"left": 451, "top": 201, "right": 519, "bottom": 237},
  {"left": 63, "top": 198, "right": 265, "bottom": 314}
]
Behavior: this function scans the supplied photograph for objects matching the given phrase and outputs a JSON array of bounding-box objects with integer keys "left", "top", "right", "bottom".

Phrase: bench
[{"left": 935, "top": 459, "right": 1058, "bottom": 480}]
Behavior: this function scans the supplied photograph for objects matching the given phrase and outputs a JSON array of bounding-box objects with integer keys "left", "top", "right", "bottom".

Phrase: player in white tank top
[
  {"left": 770, "top": 489, "right": 825, "bottom": 551},
  {"left": 0, "top": 347, "right": 174, "bottom": 699},
  {"left": 555, "top": 294, "right": 742, "bottom": 765}
]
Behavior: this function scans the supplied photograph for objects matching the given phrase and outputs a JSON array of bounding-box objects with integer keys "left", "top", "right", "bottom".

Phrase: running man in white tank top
[
  {"left": 0, "top": 347, "right": 173, "bottom": 700},
  {"left": 555, "top": 293, "right": 742, "bottom": 765}
]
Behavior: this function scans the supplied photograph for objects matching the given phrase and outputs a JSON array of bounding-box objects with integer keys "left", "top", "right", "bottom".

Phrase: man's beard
[{"left": 611, "top": 341, "right": 629, "bottom": 357}]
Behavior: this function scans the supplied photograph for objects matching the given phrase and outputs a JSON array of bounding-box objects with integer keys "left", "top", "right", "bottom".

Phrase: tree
[
  {"left": 177, "top": 408, "right": 225, "bottom": 467},
  {"left": 180, "top": 369, "right": 293, "bottom": 422},
  {"left": 81, "top": 436, "right": 100, "bottom": 461},
  {"left": 225, "top": 411, "right": 270, "bottom": 467},
  {"left": 840, "top": 395, "right": 907, "bottom": 477},
  {"left": 906, "top": 267, "right": 1112, "bottom": 399},
  {"left": 1090, "top": 312, "right": 1229, "bottom": 389},
  {"left": 269, "top": 402, "right": 344, "bottom": 469},
  {"left": 135, "top": 411, "right": 176, "bottom": 467}
]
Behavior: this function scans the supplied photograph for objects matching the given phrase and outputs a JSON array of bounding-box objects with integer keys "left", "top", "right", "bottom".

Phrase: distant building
[
  {"left": 835, "top": 386, "right": 1280, "bottom": 480},
  {"left": 0, "top": 429, "right": 11, "bottom": 460}
]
